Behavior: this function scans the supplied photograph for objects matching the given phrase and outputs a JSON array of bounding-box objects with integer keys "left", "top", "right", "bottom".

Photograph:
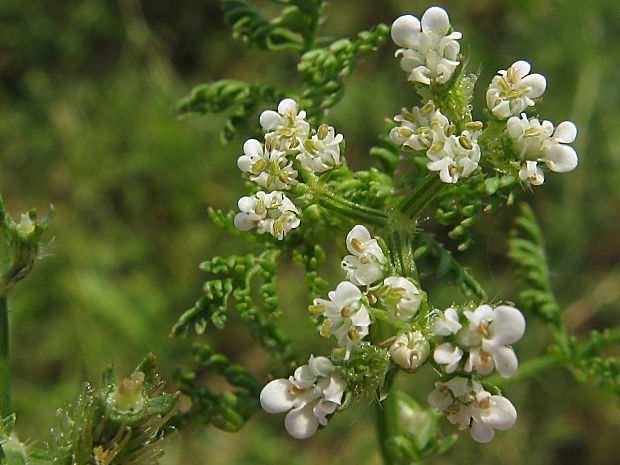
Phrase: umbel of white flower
[
  {"left": 390, "top": 103, "right": 482, "bottom": 183},
  {"left": 486, "top": 60, "right": 547, "bottom": 119},
  {"left": 391, "top": 6, "right": 462, "bottom": 85},
  {"left": 237, "top": 138, "right": 298, "bottom": 191},
  {"left": 428, "top": 376, "right": 517, "bottom": 443},
  {"left": 297, "top": 124, "right": 343, "bottom": 173},
  {"left": 433, "top": 304, "right": 526, "bottom": 377},
  {"left": 234, "top": 190, "right": 300, "bottom": 240},
  {"left": 260, "top": 355, "right": 347, "bottom": 439},
  {"left": 312, "top": 281, "right": 371, "bottom": 359},
  {"left": 507, "top": 113, "right": 578, "bottom": 185},
  {"left": 260, "top": 98, "right": 310, "bottom": 150},
  {"left": 341, "top": 225, "right": 387, "bottom": 286},
  {"left": 379, "top": 276, "right": 422, "bottom": 321}
]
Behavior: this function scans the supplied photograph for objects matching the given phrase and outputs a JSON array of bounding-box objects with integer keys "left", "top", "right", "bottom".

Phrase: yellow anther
[
  {"left": 430, "top": 141, "right": 445, "bottom": 155},
  {"left": 478, "top": 397, "right": 491, "bottom": 410},
  {"left": 290, "top": 386, "right": 306, "bottom": 395},
  {"left": 303, "top": 139, "right": 318, "bottom": 154},
  {"left": 499, "top": 76, "right": 511, "bottom": 90},
  {"left": 350, "top": 238, "right": 364, "bottom": 253},
  {"left": 251, "top": 159, "right": 266, "bottom": 175},
  {"left": 420, "top": 102, "right": 435, "bottom": 116},
  {"left": 524, "top": 128, "right": 543, "bottom": 137},
  {"left": 348, "top": 329, "right": 360, "bottom": 341},
  {"left": 475, "top": 321, "right": 488, "bottom": 336},
  {"left": 277, "top": 171, "right": 290, "bottom": 184},
  {"left": 506, "top": 87, "right": 528, "bottom": 100},
  {"left": 401, "top": 109, "right": 416, "bottom": 122},
  {"left": 359, "top": 255, "right": 370, "bottom": 264},
  {"left": 274, "top": 220, "right": 284, "bottom": 238},
  {"left": 255, "top": 199, "right": 266, "bottom": 215},
  {"left": 318, "top": 124, "right": 329, "bottom": 140},
  {"left": 396, "top": 127, "right": 414, "bottom": 138},
  {"left": 320, "top": 320, "right": 331, "bottom": 338},
  {"left": 444, "top": 124, "right": 456, "bottom": 137},
  {"left": 459, "top": 135, "right": 473, "bottom": 150},
  {"left": 341, "top": 305, "right": 352, "bottom": 318},
  {"left": 465, "top": 121, "right": 484, "bottom": 131},
  {"left": 309, "top": 304, "right": 326, "bottom": 315}
]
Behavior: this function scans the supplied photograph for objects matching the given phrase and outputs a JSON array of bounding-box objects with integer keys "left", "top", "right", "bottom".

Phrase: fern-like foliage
[
  {"left": 173, "top": 345, "right": 262, "bottom": 432},
  {"left": 509, "top": 203, "right": 569, "bottom": 351}
]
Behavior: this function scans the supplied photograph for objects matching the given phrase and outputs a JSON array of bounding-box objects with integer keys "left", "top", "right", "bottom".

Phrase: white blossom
[
  {"left": 341, "top": 225, "right": 387, "bottom": 286},
  {"left": 312, "top": 281, "right": 371, "bottom": 358},
  {"left": 234, "top": 191, "right": 300, "bottom": 240},
  {"left": 433, "top": 304, "right": 526, "bottom": 377},
  {"left": 486, "top": 60, "right": 547, "bottom": 119},
  {"left": 432, "top": 307, "right": 462, "bottom": 336},
  {"left": 260, "top": 355, "right": 347, "bottom": 439},
  {"left": 428, "top": 376, "right": 517, "bottom": 443},
  {"left": 390, "top": 102, "right": 449, "bottom": 151},
  {"left": 508, "top": 114, "right": 578, "bottom": 185},
  {"left": 297, "top": 124, "right": 343, "bottom": 173},
  {"left": 426, "top": 128, "right": 481, "bottom": 183},
  {"left": 237, "top": 138, "right": 298, "bottom": 190},
  {"left": 391, "top": 7, "right": 462, "bottom": 85},
  {"left": 379, "top": 276, "right": 422, "bottom": 321},
  {"left": 260, "top": 98, "right": 310, "bottom": 150},
  {"left": 390, "top": 330, "right": 430, "bottom": 370}
]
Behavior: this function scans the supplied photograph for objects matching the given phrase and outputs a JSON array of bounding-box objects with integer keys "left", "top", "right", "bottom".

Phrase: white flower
[
  {"left": 390, "top": 330, "right": 430, "bottom": 370},
  {"left": 260, "top": 98, "right": 310, "bottom": 150},
  {"left": 390, "top": 102, "right": 449, "bottom": 151},
  {"left": 433, "top": 304, "right": 526, "bottom": 377},
  {"left": 234, "top": 191, "right": 300, "bottom": 240},
  {"left": 379, "top": 276, "right": 422, "bottom": 321},
  {"left": 260, "top": 355, "right": 347, "bottom": 439},
  {"left": 297, "top": 124, "right": 343, "bottom": 173},
  {"left": 426, "top": 128, "right": 481, "bottom": 183},
  {"left": 427, "top": 376, "right": 517, "bottom": 443},
  {"left": 391, "top": 7, "right": 462, "bottom": 85},
  {"left": 432, "top": 307, "right": 462, "bottom": 336},
  {"left": 237, "top": 138, "right": 298, "bottom": 191},
  {"left": 508, "top": 114, "right": 578, "bottom": 185},
  {"left": 341, "top": 225, "right": 387, "bottom": 286},
  {"left": 312, "top": 281, "right": 371, "bottom": 358},
  {"left": 486, "top": 60, "right": 547, "bottom": 119}
]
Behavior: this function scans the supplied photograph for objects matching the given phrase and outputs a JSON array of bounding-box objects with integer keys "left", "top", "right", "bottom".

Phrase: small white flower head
[
  {"left": 297, "top": 124, "right": 344, "bottom": 173},
  {"left": 508, "top": 114, "right": 579, "bottom": 185},
  {"left": 312, "top": 281, "right": 371, "bottom": 359},
  {"left": 260, "top": 98, "right": 310, "bottom": 150},
  {"left": 234, "top": 191, "right": 300, "bottom": 240},
  {"left": 428, "top": 376, "right": 517, "bottom": 443},
  {"left": 426, "top": 128, "right": 482, "bottom": 184},
  {"left": 486, "top": 60, "right": 547, "bottom": 119},
  {"left": 432, "top": 307, "right": 462, "bottom": 336},
  {"left": 341, "top": 225, "right": 387, "bottom": 286},
  {"left": 378, "top": 276, "right": 423, "bottom": 321},
  {"left": 391, "top": 7, "right": 462, "bottom": 85},
  {"left": 260, "top": 355, "right": 347, "bottom": 439},
  {"left": 237, "top": 138, "right": 298, "bottom": 190},
  {"left": 390, "top": 330, "right": 430, "bottom": 370},
  {"left": 390, "top": 102, "right": 448, "bottom": 151},
  {"left": 433, "top": 341, "right": 464, "bottom": 373}
]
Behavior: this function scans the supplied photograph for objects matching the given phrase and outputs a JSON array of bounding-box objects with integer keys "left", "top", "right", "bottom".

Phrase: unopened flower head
[
  {"left": 297, "top": 124, "right": 344, "bottom": 173},
  {"left": 237, "top": 138, "right": 298, "bottom": 190},
  {"left": 107, "top": 372, "right": 146, "bottom": 413},
  {"left": 507, "top": 114, "right": 578, "bottom": 185},
  {"left": 390, "top": 330, "right": 430, "bottom": 370},
  {"left": 486, "top": 60, "right": 546, "bottom": 119},
  {"left": 312, "top": 281, "right": 371, "bottom": 358},
  {"left": 234, "top": 191, "right": 300, "bottom": 240},
  {"left": 379, "top": 276, "right": 422, "bottom": 321},
  {"left": 341, "top": 225, "right": 387, "bottom": 286},
  {"left": 391, "top": 7, "right": 462, "bottom": 85},
  {"left": 428, "top": 376, "right": 517, "bottom": 443},
  {"left": 260, "top": 355, "right": 347, "bottom": 439},
  {"left": 260, "top": 98, "right": 310, "bottom": 151},
  {"left": 433, "top": 304, "right": 526, "bottom": 377}
]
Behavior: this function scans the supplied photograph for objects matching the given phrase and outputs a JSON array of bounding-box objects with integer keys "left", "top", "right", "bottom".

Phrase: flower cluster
[
  {"left": 390, "top": 102, "right": 482, "bottom": 183},
  {"left": 234, "top": 98, "right": 345, "bottom": 239},
  {"left": 389, "top": 6, "right": 578, "bottom": 186},
  {"left": 259, "top": 355, "right": 347, "bottom": 439},
  {"left": 391, "top": 7, "right": 462, "bottom": 85},
  {"left": 428, "top": 377, "right": 517, "bottom": 443}
]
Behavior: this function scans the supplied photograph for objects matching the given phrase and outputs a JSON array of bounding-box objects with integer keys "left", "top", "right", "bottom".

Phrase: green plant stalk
[
  {"left": 318, "top": 191, "right": 389, "bottom": 226},
  {"left": 0, "top": 296, "right": 9, "bottom": 417},
  {"left": 399, "top": 174, "right": 445, "bottom": 220}
]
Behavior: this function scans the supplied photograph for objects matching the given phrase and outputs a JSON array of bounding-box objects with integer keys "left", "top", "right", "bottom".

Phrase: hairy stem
[
  {"left": 0, "top": 296, "right": 9, "bottom": 417},
  {"left": 398, "top": 174, "right": 445, "bottom": 220},
  {"left": 318, "top": 191, "right": 389, "bottom": 226}
]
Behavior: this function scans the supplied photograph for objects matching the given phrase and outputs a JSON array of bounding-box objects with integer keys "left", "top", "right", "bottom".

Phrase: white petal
[
  {"left": 511, "top": 60, "right": 532, "bottom": 80},
  {"left": 554, "top": 121, "right": 578, "bottom": 143},
  {"left": 260, "top": 379, "right": 295, "bottom": 413},
  {"left": 486, "top": 344, "right": 519, "bottom": 378},
  {"left": 521, "top": 73, "right": 547, "bottom": 98},
  {"left": 428, "top": 388, "right": 452, "bottom": 410},
  {"left": 421, "top": 6, "right": 450, "bottom": 34},
  {"left": 284, "top": 404, "right": 319, "bottom": 439},
  {"left": 333, "top": 281, "right": 362, "bottom": 303},
  {"left": 391, "top": 15, "right": 421, "bottom": 48},
  {"left": 346, "top": 225, "right": 372, "bottom": 253},
  {"left": 277, "top": 98, "right": 298, "bottom": 116},
  {"left": 259, "top": 110, "right": 280, "bottom": 130},
  {"left": 489, "top": 305, "right": 526, "bottom": 345},
  {"left": 434, "top": 343, "right": 463, "bottom": 372},
  {"left": 309, "top": 355, "right": 334, "bottom": 378},
  {"left": 480, "top": 395, "right": 517, "bottom": 430},
  {"left": 544, "top": 144, "right": 578, "bottom": 173},
  {"left": 322, "top": 376, "right": 347, "bottom": 404},
  {"left": 234, "top": 213, "right": 255, "bottom": 231},
  {"left": 470, "top": 420, "right": 495, "bottom": 443},
  {"left": 446, "top": 376, "right": 470, "bottom": 398},
  {"left": 313, "top": 399, "right": 338, "bottom": 426}
]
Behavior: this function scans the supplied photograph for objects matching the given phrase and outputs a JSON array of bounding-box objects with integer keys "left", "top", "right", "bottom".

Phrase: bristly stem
[
  {"left": 399, "top": 174, "right": 445, "bottom": 220},
  {"left": 0, "top": 295, "right": 9, "bottom": 417}
]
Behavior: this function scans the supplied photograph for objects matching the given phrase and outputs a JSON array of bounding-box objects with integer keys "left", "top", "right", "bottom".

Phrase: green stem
[
  {"left": 318, "top": 191, "right": 389, "bottom": 226},
  {"left": 0, "top": 296, "right": 9, "bottom": 417},
  {"left": 398, "top": 174, "right": 445, "bottom": 220}
]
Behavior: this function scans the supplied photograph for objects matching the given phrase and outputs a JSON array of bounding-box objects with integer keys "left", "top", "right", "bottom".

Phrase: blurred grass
[{"left": 0, "top": 0, "right": 619, "bottom": 464}]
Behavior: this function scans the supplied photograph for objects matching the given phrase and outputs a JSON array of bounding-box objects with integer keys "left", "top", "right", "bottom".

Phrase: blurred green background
[{"left": 1, "top": 0, "right": 619, "bottom": 463}]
